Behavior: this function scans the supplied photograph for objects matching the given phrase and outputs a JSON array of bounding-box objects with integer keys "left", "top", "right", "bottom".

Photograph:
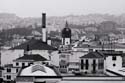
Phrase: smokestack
[{"left": 42, "top": 13, "right": 46, "bottom": 42}]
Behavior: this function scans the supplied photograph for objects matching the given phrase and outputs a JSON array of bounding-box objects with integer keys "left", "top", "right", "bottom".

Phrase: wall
[
  {"left": 105, "top": 56, "right": 122, "bottom": 70},
  {"left": 30, "top": 50, "right": 50, "bottom": 60},
  {"left": 1, "top": 50, "right": 24, "bottom": 66},
  {"left": 80, "top": 58, "right": 103, "bottom": 74},
  {"left": 68, "top": 51, "right": 87, "bottom": 72},
  {"left": 51, "top": 51, "right": 60, "bottom": 66},
  {"left": 2, "top": 67, "right": 18, "bottom": 81}
]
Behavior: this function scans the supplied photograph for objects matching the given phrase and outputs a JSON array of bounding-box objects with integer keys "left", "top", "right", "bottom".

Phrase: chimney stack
[{"left": 42, "top": 13, "right": 46, "bottom": 42}]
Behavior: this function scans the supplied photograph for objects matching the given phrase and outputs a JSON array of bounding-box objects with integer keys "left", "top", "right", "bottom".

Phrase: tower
[
  {"left": 42, "top": 13, "right": 47, "bottom": 43},
  {"left": 61, "top": 21, "right": 71, "bottom": 45}
]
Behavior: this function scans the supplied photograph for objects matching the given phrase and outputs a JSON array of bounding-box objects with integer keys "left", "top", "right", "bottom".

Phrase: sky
[{"left": 0, "top": 0, "right": 124, "bottom": 17}]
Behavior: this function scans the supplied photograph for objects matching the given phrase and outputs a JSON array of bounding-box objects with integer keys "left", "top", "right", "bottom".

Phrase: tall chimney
[{"left": 42, "top": 13, "right": 46, "bottom": 42}]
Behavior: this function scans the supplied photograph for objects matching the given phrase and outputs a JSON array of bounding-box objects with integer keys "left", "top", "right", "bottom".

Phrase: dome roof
[
  {"left": 62, "top": 21, "right": 71, "bottom": 38},
  {"left": 20, "top": 64, "right": 57, "bottom": 76}
]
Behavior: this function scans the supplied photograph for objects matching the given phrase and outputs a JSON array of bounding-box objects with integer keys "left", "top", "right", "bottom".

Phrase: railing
[{"left": 62, "top": 76, "right": 125, "bottom": 81}]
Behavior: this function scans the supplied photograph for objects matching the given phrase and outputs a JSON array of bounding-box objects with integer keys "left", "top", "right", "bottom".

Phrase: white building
[
  {"left": 2, "top": 64, "right": 20, "bottom": 82},
  {"left": 68, "top": 51, "right": 88, "bottom": 73},
  {"left": 2, "top": 53, "right": 48, "bottom": 82},
  {"left": 80, "top": 50, "right": 124, "bottom": 76},
  {"left": 16, "top": 64, "right": 62, "bottom": 83},
  {"left": 80, "top": 51, "right": 104, "bottom": 74}
]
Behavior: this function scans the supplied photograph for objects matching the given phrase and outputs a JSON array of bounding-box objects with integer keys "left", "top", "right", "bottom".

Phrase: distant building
[
  {"left": 58, "top": 45, "right": 72, "bottom": 73},
  {"left": 80, "top": 52, "right": 104, "bottom": 74},
  {"left": 61, "top": 21, "right": 71, "bottom": 45},
  {"left": 2, "top": 64, "right": 20, "bottom": 82},
  {"left": 0, "top": 13, "right": 59, "bottom": 66},
  {"left": 80, "top": 50, "right": 124, "bottom": 76},
  {"left": 58, "top": 21, "right": 73, "bottom": 73},
  {"left": 72, "top": 42, "right": 125, "bottom": 53}
]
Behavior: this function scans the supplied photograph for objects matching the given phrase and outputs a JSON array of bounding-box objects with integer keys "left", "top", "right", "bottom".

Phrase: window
[
  {"left": 6, "top": 75, "right": 11, "bottom": 80},
  {"left": 22, "top": 63, "right": 25, "bottom": 67},
  {"left": 60, "top": 55, "right": 66, "bottom": 58},
  {"left": 81, "top": 59, "right": 84, "bottom": 69},
  {"left": 29, "top": 62, "right": 33, "bottom": 66},
  {"left": 7, "top": 68, "right": 11, "bottom": 73},
  {"left": 85, "top": 59, "right": 89, "bottom": 70},
  {"left": 16, "top": 68, "right": 18, "bottom": 73},
  {"left": 89, "top": 49, "right": 93, "bottom": 52},
  {"left": 113, "top": 64, "right": 116, "bottom": 67},
  {"left": 16, "top": 62, "right": 19, "bottom": 66},
  {"left": 112, "top": 56, "right": 116, "bottom": 60},
  {"left": 85, "top": 71, "right": 87, "bottom": 74},
  {"left": 98, "top": 59, "right": 104, "bottom": 69},
  {"left": 93, "top": 59, "right": 96, "bottom": 66}
]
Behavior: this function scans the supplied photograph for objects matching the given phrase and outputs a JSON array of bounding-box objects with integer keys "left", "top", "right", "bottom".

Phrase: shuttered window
[
  {"left": 85, "top": 59, "right": 89, "bottom": 70},
  {"left": 81, "top": 59, "right": 84, "bottom": 69}
]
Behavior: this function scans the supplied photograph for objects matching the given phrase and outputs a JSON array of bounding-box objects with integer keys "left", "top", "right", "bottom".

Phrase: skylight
[{"left": 32, "top": 65, "right": 46, "bottom": 73}]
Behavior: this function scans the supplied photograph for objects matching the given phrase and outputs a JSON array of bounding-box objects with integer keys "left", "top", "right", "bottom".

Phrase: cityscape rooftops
[
  {"left": 10, "top": 39, "right": 57, "bottom": 50},
  {"left": 74, "top": 43, "right": 125, "bottom": 49},
  {"left": 80, "top": 50, "right": 123, "bottom": 59},
  {"left": 80, "top": 52, "right": 104, "bottom": 58},
  {"left": 13, "top": 54, "right": 47, "bottom": 62}
]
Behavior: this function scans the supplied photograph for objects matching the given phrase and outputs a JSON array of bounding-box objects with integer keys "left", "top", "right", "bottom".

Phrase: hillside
[
  {"left": 0, "top": 13, "right": 125, "bottom": 31},
  {"left": 0, "top": 13, "right": 125, "bottom": 43}
]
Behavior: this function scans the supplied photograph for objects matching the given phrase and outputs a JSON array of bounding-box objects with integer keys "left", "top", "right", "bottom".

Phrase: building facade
[
  {"left": 80, "top": 52, "right": 104, "bottom": 74},
  {"left": 16, "top": 64, "right": 62, "bottom": 83},
  {"left": 79, "top": 50, "right": 124, "bottom": 76}
]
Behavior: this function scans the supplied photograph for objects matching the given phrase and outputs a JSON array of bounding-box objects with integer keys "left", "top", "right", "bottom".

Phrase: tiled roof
[
  {"left": 81, "top": 50, "right": 123, "bottom": 59},
  {"left": 10, "top": 39, "right": 57, "bottom": 50},
  {"left": 80, "top": 52, "right": 104, "bottom": 58},
  {"left": 14, "top": 54, "right": 47, "bottom": 61},
  {"left": 99, "top": 50, "right": 123, "bottom": 56}
]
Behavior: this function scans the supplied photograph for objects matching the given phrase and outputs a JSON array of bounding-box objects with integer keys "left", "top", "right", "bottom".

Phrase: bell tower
[{"left": 61, "top": 21, "right": 71, "bottom": 45}]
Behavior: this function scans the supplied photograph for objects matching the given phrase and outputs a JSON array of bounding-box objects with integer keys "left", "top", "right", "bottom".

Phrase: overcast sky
[{"left": 0, "top": 0, "right": 124, "bottom": 17}]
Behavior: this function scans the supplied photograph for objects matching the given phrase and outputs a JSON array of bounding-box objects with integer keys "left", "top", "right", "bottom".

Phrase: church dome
[{"left": 62, "top": 21, "right": 71, "bottom": 38}]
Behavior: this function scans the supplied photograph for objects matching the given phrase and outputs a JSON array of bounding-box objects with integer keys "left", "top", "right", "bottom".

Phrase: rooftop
[
  {"left": 75, "top": 43, "right": 125, "bottom": 49},
  {"left": 14, "top": 54, "right": 47, "bottom": 61},
  {"left": 10, "top": 39, "right": 57, "bottom": 50},
  {"left": 80, "top": 52, "right": 104, "bottom": 58},
  {"left": 80, "top": 50, "right": 123, "bottom": 59}
]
